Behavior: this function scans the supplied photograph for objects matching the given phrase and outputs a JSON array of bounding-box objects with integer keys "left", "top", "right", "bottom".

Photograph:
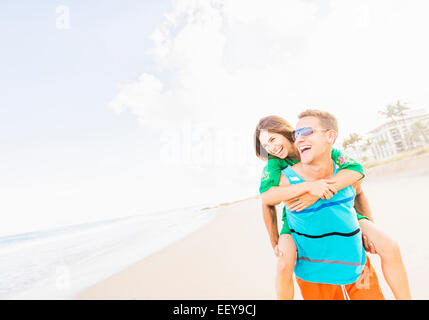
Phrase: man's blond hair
[{"left": 298, "top": 109, "right": 338, "bottom": 133}]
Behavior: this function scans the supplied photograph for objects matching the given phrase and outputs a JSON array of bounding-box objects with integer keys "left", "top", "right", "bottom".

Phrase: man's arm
[{"left": 353, "top": 180, "right": 375, "bottom": 222}]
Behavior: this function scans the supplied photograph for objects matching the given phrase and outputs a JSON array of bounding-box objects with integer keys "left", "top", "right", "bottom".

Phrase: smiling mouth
[
  {"left": 274, "top": 146, "right": 283, "bottom": 157},
  {"left": 299, "top": 145, "right": 312, "bottom": 155}
]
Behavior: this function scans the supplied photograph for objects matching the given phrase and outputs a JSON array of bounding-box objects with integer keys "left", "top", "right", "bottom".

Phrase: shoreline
[{"left": 76, "top": 197, "right": 279, "bottom": 299}]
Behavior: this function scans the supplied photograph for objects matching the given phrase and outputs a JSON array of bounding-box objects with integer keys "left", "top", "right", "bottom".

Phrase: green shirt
[{"left": 259, "top": 148, "right": 368, "bottom": 234}]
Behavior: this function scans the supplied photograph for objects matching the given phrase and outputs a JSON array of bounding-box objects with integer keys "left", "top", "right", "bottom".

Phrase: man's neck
[
  {"left": 299, "top": 152, "right": 334, "bottom": 181},
  {"left": 287, "top": 147, "right": 300, "bottom": 160}
]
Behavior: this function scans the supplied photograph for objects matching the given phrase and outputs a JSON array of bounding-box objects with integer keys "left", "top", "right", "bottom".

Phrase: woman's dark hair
[{"left": 254, "top": 115, "right": 294, "bottom": 160}]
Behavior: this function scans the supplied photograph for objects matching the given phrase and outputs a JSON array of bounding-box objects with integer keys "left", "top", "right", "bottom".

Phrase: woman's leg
[
  {"left": 276, "top": 234, "right": 297, "bottom": 299},
  {"left": 359, "top": 219, "right": 411, "bottom": 299}
]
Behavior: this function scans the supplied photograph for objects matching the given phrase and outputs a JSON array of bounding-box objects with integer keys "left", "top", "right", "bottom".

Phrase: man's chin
[{"left": 300, "top": 154, "right": 312, "bottom": 164}]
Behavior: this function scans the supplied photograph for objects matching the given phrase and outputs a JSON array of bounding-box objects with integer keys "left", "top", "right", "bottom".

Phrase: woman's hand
[
  {"left": 307, "top": 179, "right": 337, "bottom": 200},
  {"left": 285, "top": 192, "right": 320, "bottom": 212},
  {"left": 273, "top": 244, "right": 283, "bottom": 257}
]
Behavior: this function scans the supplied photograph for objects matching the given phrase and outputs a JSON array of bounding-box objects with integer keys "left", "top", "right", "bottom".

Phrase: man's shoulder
[
  {"left": 280, "top": 162, "right": 300, "bottom": 175},
  {"left": 278, "top": 170, "right": 291, "bottom": 186},
  {"left": 280, "top": 163, "right": 302, "bottom": 184}
]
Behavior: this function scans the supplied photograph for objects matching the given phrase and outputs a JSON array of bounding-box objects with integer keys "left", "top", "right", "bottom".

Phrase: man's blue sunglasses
[{"left": 293, "top": 127, "right": 330, "bottom": 141}]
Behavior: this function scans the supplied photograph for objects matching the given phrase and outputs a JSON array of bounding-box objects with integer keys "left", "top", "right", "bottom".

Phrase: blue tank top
[{"left": 282, "top": 163, "right": 366, "bottom": 285}]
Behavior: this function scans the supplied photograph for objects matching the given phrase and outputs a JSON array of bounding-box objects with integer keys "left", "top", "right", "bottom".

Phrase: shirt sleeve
[
  {"left": 356, "top": 212, "right": 370, "bottom": 221},
  {"left": 331, "top": 148, "right": 365, "bottom": 179},
  {"left": 280, "top": 207, "right": 292, "bottom": 234},
  {"left": 259, "top": 158, "right": 284, "bottom": 194}
]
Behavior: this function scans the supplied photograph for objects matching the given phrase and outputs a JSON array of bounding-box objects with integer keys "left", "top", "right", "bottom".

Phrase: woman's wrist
[{"left": 271, "top": 235, "right": 279, "bottom": 248}]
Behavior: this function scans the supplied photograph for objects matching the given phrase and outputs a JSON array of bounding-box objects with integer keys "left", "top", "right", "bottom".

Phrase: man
[{"left": 278, "top": 109, "right": 384, "bottom": 299}]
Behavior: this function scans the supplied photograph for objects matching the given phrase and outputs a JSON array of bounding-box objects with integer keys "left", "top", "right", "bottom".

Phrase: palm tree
[
  {"left": 378, "top": 100, "right": 409, "bottom": 125},
  {"left": 395, "top": 101, "right": 411, "bottom": 150},
  {"left": 404, "top": 131, "right": 420, "bottom": 150},
  {"left": 342, "top": 139, "right": 350, "bottom": 150},
  {"left": 410, "top": 120, "right": 429, "bottom": 145},
  {"left": 379, "top": 100, "right": 411, "bottom": 150},
  {"left": 361, "top": 139, "right": 372, "bottom": 153},
  {"left": 379, "top": 103, "right": 398, "bottom": 124},
  {"left": 348, "top": 133, "right": 362, "bottom": 145},
  {"left": 343, "top": 133, "right": 363, "bottom": 160},
  {"left": 395, "top": 100, "right": 410, "bottom": 121}
]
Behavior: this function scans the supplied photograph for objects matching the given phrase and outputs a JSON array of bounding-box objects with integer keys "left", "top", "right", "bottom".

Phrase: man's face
[{"left": 294, "top": 116, "right": 333, "bottom": 164}]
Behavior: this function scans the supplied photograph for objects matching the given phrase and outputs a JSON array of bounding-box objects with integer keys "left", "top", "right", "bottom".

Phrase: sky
[{"left": 1, "top": 0, "right": 429, "bottom": 236}]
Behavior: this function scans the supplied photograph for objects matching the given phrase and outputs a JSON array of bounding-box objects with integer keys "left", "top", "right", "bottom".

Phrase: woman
[{"left": 254, "top": 115, "right": 411, "bottom": 300}]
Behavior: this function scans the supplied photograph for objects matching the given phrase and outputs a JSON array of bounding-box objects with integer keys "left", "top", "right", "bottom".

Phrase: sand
[{"left": 77, "top": 154, "right": 429, "bottom": 300}]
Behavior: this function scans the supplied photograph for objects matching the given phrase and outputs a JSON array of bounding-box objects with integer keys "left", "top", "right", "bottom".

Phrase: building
[
  {"left": 341, "top": 108, "right": 429, "bottom": 162},
  {"left": 367, "top": 108, "right": 429, "bottom": 161}
]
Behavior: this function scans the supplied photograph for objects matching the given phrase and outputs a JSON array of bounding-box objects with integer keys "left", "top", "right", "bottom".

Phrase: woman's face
[{"left": 259, "top": 130, "right": 294, "bottom": 159}]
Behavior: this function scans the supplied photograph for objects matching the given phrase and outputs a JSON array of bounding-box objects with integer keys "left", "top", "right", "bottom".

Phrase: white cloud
[
  {"left": 110, "top": 0, "right": 429, "bottom": 144},
  {"left": 110, "top": 0, "right": 319, "bottom": 130}
]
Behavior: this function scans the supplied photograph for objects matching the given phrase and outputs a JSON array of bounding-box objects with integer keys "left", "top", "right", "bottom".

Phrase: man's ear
[{"left": 328, "top": 130, "right": 338, "bottom": 144}]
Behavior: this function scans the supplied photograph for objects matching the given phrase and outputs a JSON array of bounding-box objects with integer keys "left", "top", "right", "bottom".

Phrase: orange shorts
[{"left": 296, "top": 255, "right": 385, "bottom": 300}]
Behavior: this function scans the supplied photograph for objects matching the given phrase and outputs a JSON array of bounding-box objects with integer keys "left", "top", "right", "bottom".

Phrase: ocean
[{"left": 0, "top": 205, "right": 218, "bottom": 299}]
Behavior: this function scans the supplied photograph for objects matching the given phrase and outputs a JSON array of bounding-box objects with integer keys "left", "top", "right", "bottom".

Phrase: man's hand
[
  {"left": 285, "top": 192, "right": 320, "bottom": 212},
  {"left": 307, "top": 180, "right": 337, "bottom": 199},
  {"left": 362, "top": 234, "right": 377, "bottom": 254}
]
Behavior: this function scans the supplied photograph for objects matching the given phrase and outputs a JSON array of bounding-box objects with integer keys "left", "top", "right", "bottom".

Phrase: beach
[
  {"left": 77, "top": 197, "right": 279, "bottom": 299},
  {"left": 77, "top": 154, "right": 429, "bottom": 300}
]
